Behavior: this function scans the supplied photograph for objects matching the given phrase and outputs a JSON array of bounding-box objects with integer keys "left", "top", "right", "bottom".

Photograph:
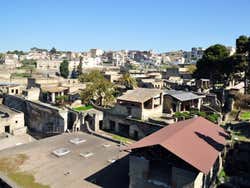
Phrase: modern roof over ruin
[
  {"left": 117, "top": 88, "right": 162, "bottom": 103},
  {"left": 164, "top": 90, "right": 205, "bottom": 102},
  {"left": 125, "top": 117, "right": 228, "bottom": 174}
]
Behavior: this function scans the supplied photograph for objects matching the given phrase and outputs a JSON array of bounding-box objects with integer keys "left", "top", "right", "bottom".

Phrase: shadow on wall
[{"left": 85, "top": 155, "right": 129, "bottom": 188}]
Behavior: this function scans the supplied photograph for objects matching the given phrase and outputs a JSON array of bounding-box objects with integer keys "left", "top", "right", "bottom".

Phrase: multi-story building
[{"left": 103, "top": 88, "right": 163, "bottom": 139}]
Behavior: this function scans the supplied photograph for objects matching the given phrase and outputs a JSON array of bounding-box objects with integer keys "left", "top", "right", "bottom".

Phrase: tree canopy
[
  {"left": 119, "top": 72, "right": 137, "bottom": 90},
  {"left": 0, "top": 53, "right": 5, "bottom": 64},
  {"left": 50, "top": 47, "right": 57, "bottom": 54},
  {"left": 194, "top": 36, "right": 250, "bottom": 92},
  {"left": 194, "top": 44, "right": 230, "bottom": 84},
  {"left": 60, "top": 60, "right": 69, "bottom": 78},
  {"left": 235, "top": 35, "right": 250, "bottom": 93},
  {"left": 79, "top": 70, "right": 115, "bottom": 106},
  {"left": 77, "top": 56, "right": 83, "bottom": 75}
]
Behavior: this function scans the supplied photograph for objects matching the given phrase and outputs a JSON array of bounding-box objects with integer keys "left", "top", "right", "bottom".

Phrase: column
[{"left": 51, "top": 92, "right": 55, "bottom": 103}]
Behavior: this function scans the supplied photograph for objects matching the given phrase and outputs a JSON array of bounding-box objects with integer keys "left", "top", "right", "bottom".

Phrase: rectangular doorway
[{"left": 5, "top": 126, "right": 10, "bottom": 133}]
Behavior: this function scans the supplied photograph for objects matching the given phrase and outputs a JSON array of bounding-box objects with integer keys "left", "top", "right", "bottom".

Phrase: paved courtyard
[
  {"left": 0, "top": 133, "right": 35, "bottom": 151},
  {"left": 0, "top": 132, "right": 129, "bottom": 188}
]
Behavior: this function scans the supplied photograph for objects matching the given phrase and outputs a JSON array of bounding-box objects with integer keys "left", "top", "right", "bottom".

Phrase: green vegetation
[
  {"left": 8, "top": 172, "right": 49, "bottom": 188},
  {"left": 194, "top": 35, "right": 250, "bottom": 92},
  {"left": 73, "top": 105, "right": 93, "bottom": 112},
  {"left": 19, "top": 59, "right": 37, "bottom": 69},
  {"left": 7, "top": 50, "right": 26, "bottom": 56},
  {"left": 174, "top": 110, "right": 220, "bottom": 123},
  {"left": 111, "top": 134, "right": 133, "bottom": 144},
  {"left": 159, "top": 64, "right": 171, "bottom": 70},
  {"left": 194, "top": 44, "right": 230, "bottom": 85},
  {"left": 218, "top": 168, "right": 229, "bottom": 183},
  {"left": 79, "top": 70, "right": 116, "bottom": 107},
  {"left": 0, "top": 53, "right": 5, "bottom": 63},
  {"left": 187, "top": 64, "right": 197, "bottom": 74},
  {"left": 232, "top": 132, "right": 250, "bottom": 142},
  {"left": 59, "top": 60, "right": 69, "bottom": 78},
  {"left": 77, "top": 56, "right": 83, "bottom": 75},
  {"left": 0, "top": 154, "right": 49, "bottom": 188},
  {"left": 174, "top": 111, "right": 191, "bottom": 119},
  {"left": 11, "top": 72, "right": 31, "bottom": 78},
  {"left": 207, "top": 113, "right": 221, "bottom": 123},
  {"left": 119, "top": 72, "right": 137, "bottom": 89},
  {"left": 49, "top": 47, "right": 57, "bottom": 55},
  {"left": 240, "top": 111, "right": 250, "bottom": 121},
  {"left": 55, "top": 95, "right": 69, "bottom": 106}
]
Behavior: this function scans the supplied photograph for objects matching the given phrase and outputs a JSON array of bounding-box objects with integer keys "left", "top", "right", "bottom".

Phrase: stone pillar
[
  {"left": 51, "top": 92, "right": 55, "bottom": 103},
  {"left": 176, "top": 101, "right": 181, "bottom": 112},
  {"left": 197, "top": 98, "right": 202, "bottom": 111}
]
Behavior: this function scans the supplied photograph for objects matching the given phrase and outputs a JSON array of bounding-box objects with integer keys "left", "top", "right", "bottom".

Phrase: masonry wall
[
  {"left": 3, "top": 95, "right": 68, "bottom": 133},
  {"left": 103, "top": 111, "right": 160, "bottom": 139},
  {"left": 172, "top": 167, "right": 197, "bottom": 188},
  {"left": 110, "top": 104, "right": 142, "bottom": 119}
]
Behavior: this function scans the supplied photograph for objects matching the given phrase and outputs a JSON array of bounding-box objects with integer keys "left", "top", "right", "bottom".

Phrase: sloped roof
[
  {"left": 164, "top": 90, "right": 205, "bottom": 101},
  {"left": 125, "top": 117, "right": 227, "bottom": 174},
  {"left": 117, "top": 88, "right": 162, "bottom": 103}
]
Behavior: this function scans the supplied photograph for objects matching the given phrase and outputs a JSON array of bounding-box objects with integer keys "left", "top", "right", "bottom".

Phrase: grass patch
[
  {"left": 240, "top": 111, "right": 250, "bottom": 121},
  {"left": 8, "top": 172, "right": 49, "bottom": 188},
  {"left": 73, "top": 105, "right": 93, "bottom": 112},
  {"left": 112, "top": 134, "right": 133, "bottom": 144},
  {"left": 0, "top": 154, "right": 50, "bottom": 188}
]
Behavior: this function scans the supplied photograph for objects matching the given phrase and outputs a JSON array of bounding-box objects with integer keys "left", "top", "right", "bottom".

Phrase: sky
[{"left": 0, "top": 0, "right": 250, "bottom": 52}]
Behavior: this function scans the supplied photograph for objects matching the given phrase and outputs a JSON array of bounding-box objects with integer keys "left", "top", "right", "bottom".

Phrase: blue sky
[{"left": 0, "top": 0, "right": 250, "bottom": 52}]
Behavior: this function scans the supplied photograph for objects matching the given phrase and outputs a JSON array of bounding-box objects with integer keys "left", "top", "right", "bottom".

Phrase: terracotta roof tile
[{"left": 125, "top": 117, "right": 227, "bottom": 174}]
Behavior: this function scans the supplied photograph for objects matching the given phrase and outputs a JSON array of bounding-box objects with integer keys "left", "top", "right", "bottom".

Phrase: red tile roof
[{"left": 125, "top": 117, "right": 228, "bottom": 174}]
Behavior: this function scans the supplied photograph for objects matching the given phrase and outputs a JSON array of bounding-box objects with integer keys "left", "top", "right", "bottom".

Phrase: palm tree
[{"left": 119, "top": 73, "right": 137, "bottom": 90}]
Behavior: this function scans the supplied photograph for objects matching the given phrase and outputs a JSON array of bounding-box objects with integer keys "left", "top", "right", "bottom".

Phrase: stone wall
[
  {"left": 3, "top": 95, "right": 68, "bottom": 134},
  {"left": 103, "top": 111, "right": 160, "bottom": 139},
  {"left": 0, "top": 106, "right": 26, "bottom": 135}
]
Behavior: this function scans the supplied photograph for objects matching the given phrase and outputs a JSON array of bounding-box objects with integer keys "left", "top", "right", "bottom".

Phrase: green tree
[
  {"left": 0, "top": 53, "right": 5, "bottom": 64},
  {"left": 119, "top": 72, "right": 137, "bottom": 89},
  {"left": 235, "top": 35, "right": 250, "bottom": 93},
  {"left": 187, "top": 64, "right": 197, "bottom": 74},
  {"left": 194, "top": 44, "right": 230, "bottom": 86},
  {"left": 50, "top": 47, "right": 57, "bottom": 55},
  {"left": 77, "top": 56, "right": 83, "bottom": 75},
  {"left": 60, "top": 60, "right": 69, "bottom": 78},
  {"left": 79, "top": 69, "right": 104, "bottom": 82},
  {"left": 55, "top": 95, "right": 69, "bottom": 105},
  {"left": 79, "top": 70, "right": 115, "bottom": 107}
]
